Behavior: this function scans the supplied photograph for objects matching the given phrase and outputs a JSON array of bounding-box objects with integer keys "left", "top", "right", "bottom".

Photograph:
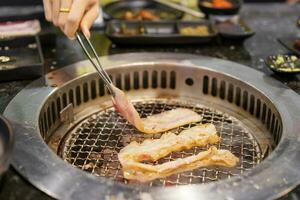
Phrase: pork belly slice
[
  {"left": 121, "top": 146, "right": 239, "bottom": 182},
  {"left": 118, "top": 124, "right": 239, "bottom": 182},
  {"left": 119, "top": 124, "right": 220, "bottom": 162},
  {"left": 140, "top": 108, "right": 202, "bottom": 134},
  {"left": 112, "top": 86, "right": 202, "bottom": 134}
]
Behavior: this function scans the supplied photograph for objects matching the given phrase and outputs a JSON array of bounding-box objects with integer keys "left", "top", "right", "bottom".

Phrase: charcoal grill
[{"left": 4, "top": 53, "right": 300, "bottom": 200}]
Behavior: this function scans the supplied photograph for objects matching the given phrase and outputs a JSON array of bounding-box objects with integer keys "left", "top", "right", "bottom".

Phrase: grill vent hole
[
  {"left": 270, "top": 114, "right": 275, "bottom": 133},
  {"left": 249, "top": 95, "right": 255, "bottom": 114},
  {"left": 83, "top": 83, "right": 89, "bottom": 102},
  {"left": 152, "top": 71, "right": 158, "bottom": 88},
  {"left": 242, "top": 91, "right": 248, "bottom": 111},
  {"left": 116, "top": 74, "right": 122, "bottom": 89},
  {"left": 227, "top": 83, "right": 234, "bottom": 102},
  {"left": 170, "top": 71, "right": 176, "bottom": 89},
  {"left": 62, "top": 93, "right": 67, "bottom": 108},
  {"left": 262, "top": 104, "right": 267, "bottom": 124},
  {"left": 161, "top": 71, "right": 167, "bottom": 89},
  {"left": 56, "top": 97, "right": 61, "bottom": 118},
  {"left": 203, "top": 76, "right": 209, "bottom": 94},
  {"left": 47, "top": 106, "right": 52, "bottom": 128},
  {"left": 220, "top": 81, "right": 226, "bottom": 99},
  {"left": 266, "top": 109, "right": 271, "bottom": 130},
  {"left": 125, "top": 73, "right": 131, "bottom": 91},
  {"left": 211, "top": 78, "right": 217, "bottom": 96},
  {"left": 256, "top": 99, "right": 261, "bottom": 119},
  {"left": 44, "top": 112, "right": 48, "bottom": 134},
  {"left": 235, "top": 87, "right": 241, "bottom": 106},
  {"left": 99, "top": 79, "right": 105, "bottom": 96},
  {"left": 185, "top": 78, "right": 194, "bottom": 86},
  {"left": 143, "top": 71, "right": 149, "bottom": 89},
  {"left": 76, "top": 86, "right": 81, "bottom": 106},
  {"left": 91, "top": 80, "right": 96, "bottom": 99},
  {"left": 134, "top": 72, "right": 139, "bottom": 89},
  {"left": 51, "top": 102, "right": 56, "bottom": 123},
  {"left": 69, "top": 89, "right": 74, "bottom": 105}
]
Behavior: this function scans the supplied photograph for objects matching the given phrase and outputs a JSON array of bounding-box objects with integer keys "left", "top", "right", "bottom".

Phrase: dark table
[{"left": 0, "top": 3, "right": 300, "bottom": 200}]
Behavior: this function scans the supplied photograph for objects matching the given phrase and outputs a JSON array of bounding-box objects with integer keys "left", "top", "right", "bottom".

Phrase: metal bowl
[
  {"left": 103, "top": 0, "right": 184, "bottom": 21},
  {"left": 265, "top": 54, "right": 300, "bottom": 75},
  {"left": 198, "top": 0, "right": 242, "bottom": 16}
]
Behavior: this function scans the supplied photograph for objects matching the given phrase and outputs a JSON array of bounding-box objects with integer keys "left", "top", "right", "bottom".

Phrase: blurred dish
[
  {"left": 202, "top": 0, "right": 234, "bottom": 8},
  {"left": 0, "top": 36, "right": 44, "bottom": 81},
  {"left": 265, "top": 54, "right": 300, "bottom": 75},
  {"left": 198, "top": 0, "right": 242, "bottom": 16},
  {"left": 153, "top": 0, "right": 204, "bottom": 18},
  {"left": 106, "top": 20, "right": 218, "bottom": 45},
  {"left": 294, "top": 39, "right": 300, "bottom": 51},
  {"left": 179, "top": 24, "right": 210, "bottom": 36},
  {"left": 216, "top": 19, "right": 255, "bottom": 40},
  {"left": 122, "top": 10, "right": 160, "bottom": 21},
  {"left": 103, "top": 0, "right": 184, "bottom": 21}
]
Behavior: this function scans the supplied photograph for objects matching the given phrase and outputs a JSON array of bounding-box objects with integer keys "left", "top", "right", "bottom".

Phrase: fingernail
[{"left": 83, "top": 29, "right": 90, "bottom": 39}]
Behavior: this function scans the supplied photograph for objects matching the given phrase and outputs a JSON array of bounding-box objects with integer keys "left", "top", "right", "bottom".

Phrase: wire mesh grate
[{"left": 60, "top": 99, "right": 262, "bottom": 187}]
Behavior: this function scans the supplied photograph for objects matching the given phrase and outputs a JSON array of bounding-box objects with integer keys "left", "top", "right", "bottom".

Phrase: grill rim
[{"left": 4, "top": 52, "right": 300, "bottom": 200}]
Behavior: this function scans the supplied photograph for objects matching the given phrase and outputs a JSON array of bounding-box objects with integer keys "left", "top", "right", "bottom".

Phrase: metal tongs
[
  {"left": 75, "top": 31, "right": 115, "bottom": 97},
  {"left": 75, "top": 31, "right": 144, "bottom": 131}
]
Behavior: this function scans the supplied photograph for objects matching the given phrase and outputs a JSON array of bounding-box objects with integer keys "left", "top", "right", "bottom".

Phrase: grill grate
[{"left": 60, "top": 99, "right": 262, "bottom": 187}]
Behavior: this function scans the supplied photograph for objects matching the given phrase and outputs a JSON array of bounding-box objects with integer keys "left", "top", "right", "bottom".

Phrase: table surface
[{"left": 0, "top": 3, "right": 300, "bottom": 200}]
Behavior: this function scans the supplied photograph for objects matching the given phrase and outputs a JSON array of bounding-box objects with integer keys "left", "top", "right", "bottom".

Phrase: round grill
[
  {"left": 60, "top": 99, "right": 261, "bottom": 186},
  {"left": 6, "top": 53, "right": 300, "bottom": 200}
]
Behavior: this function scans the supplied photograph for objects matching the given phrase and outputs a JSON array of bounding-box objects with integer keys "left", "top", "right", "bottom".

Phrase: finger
[
  {"left": 80, "top": 4, "right": 99, "bottom": 38},
  {"left": 64, "top": 0, "right": 90, "bottom": 39},
  {"left": 43, "top": 0, "right": 53, "bottom": 21},
  {"left": 52, "top": 0, "right": 60, "bottom": 26},
  {"left": 58, "top": 0, "right": 73, "bottom": 30}
]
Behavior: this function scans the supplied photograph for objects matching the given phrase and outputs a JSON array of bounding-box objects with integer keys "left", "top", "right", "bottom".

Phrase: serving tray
[
  {"left": 0, "top": 36, "right": 44, "bottom": 82},
  {"left": 106, "top": 20, "right": 218, "bottom": 45}
]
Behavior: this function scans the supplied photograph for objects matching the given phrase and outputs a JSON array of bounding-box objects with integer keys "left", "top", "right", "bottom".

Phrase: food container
[
  {"left": 265, "top": 54, "right": 300, "bottom": 75},
  {"left": 216, "top": 19, "right": 255, "bottom": 40},
  {"left": 106, "top": 20, "right": 218, "bottom": 45},
  {"left": 103, "top": 0, "right": 183, "bottom": 21},
  {"left": 198, "top": 0, "right": 242, "bottom": 16},
  {"left": 0, "top": 35, "right": 44, "bottom": 82}
]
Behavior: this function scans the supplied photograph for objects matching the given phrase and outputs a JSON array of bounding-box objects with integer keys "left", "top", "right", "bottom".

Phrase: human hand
[
  {"left": 287, "top": 0, "right": 299, "bottom": 4},
  {"left": 43, "top": 0, "right": 99, "bottom": 39}
]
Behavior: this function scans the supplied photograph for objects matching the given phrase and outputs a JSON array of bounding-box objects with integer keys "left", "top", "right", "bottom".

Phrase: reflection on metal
[
  {"left": 262, "top": 145, "right": 272, "bottom": 160},
  {"left": 4, "top": 53, "right": 300, "bottom": 200}
]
